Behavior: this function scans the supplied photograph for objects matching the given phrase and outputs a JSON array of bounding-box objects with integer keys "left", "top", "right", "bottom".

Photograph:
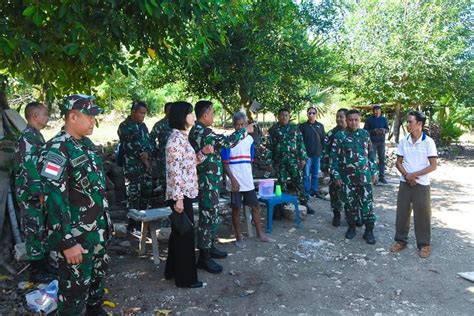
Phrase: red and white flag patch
[{"left": 44, "top": 161, "right": 61, "bottom": 176}]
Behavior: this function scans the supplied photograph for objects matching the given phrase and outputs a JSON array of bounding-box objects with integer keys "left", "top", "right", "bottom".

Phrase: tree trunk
[
  {"left": 0, "top": 76, "right": 9, "bottom": 110},
  {"left": 394, "top": 103, "right": 402, "bottom": 143}
]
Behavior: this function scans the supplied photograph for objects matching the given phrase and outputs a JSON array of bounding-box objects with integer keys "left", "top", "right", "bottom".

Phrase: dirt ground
[
  {"left": 1, "top": 147, "right": 473, "bottom": 315},
  {"left": 99, "top": 151, "right": 474, "bottom": 315}
]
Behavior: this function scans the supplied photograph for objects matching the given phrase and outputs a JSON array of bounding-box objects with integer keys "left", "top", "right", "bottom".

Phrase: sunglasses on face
[{"left": 308, "top": 112, "right": 316, "bottom": 115}]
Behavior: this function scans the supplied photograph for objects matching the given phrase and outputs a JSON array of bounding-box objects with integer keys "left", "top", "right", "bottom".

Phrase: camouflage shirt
[
  {"left": 189, "top": 121, "right": 247, "bottom": 190},
  {"left": 117, "top": 116, "right": 154, "bottom": 166},
  {"left": 40, "top": 130, "right": 110, "bottom": 251},
  {"left": 321, "top": 125, "right": 344, "bottom": 173},
  {"left": 267, "top": 123, "right": 308, "bottom": 165},
  {"left": 150, "top": 117, "right": 172, "bottom": 158},
  {"left": 330, "top": 128, "right": 378, "bottom": 185},
  {"left": 13, "top": 125, "right": 45, "bottom": 203}
]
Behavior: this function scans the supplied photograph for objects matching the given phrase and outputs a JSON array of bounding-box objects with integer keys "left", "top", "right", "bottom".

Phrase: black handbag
[{"left": 169, "top": 211, "right": 194, "bottom": 235}]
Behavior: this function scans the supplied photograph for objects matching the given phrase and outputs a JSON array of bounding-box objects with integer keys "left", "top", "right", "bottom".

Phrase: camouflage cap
[{"left": 62, "top": 94, "right": 103, "bottom": 116}]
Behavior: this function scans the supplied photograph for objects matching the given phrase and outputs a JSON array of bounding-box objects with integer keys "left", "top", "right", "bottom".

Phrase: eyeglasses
[{"left": 308, "top": 112, "right": 316, "bottom": 115}]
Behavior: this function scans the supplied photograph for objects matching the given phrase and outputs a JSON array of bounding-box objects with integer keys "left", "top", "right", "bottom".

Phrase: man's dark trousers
[{"left": 373, "top": 141, "right": 385, "bottom": 181}]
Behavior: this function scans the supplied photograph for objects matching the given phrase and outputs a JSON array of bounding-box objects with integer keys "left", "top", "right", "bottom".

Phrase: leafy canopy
[{"left": 0, "top": 0, "right": 236, "bottom": 99}]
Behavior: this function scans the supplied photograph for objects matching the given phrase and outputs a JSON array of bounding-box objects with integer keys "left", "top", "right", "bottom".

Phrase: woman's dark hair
[
  {"left": 169, "top": 101, "right": 193, "bottom": 130},
  {"left": 408, "top": 110, "right": 427, "bottom": 127}
]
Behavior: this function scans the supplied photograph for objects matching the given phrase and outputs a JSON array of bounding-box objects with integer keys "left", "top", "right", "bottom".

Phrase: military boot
[
  {"left": 345, "top": 224, "right": 356, "bottom": 239},
  {"left": 29, "top": 259, "right": 55, "bottom": 284},
  {"left": 197, "top": 249, "right": 223, "bottom": 274},
  {"left": 363, "top": 225, "right": 376, "bottom": 244},
  {"left": 210, "top": 246, "right": 227, "bottom": 259},
  {"left": 332, "top": 210, "right": 341, "bottom": 227},
  {"left": 85, "top": 304, "right": 108, "bottom": 316}
]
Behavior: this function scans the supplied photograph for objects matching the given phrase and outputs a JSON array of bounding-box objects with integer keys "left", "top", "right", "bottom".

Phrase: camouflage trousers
[
  {"left": 197, "top": 188, "right": 221, "bottom": 250},
  {"left": 57, "top": 239, "right": 109, "bottom": 315},
  {"left": 342, "top": 184, "right": 376, "bottom": 225},
  {"left": 275, "top": 161, "right": 307, "bottom": 205},
  {"left": 329, "top": 180, "right": 344, "bottom": 214},
  {"left": 18, "top": 201, "right": 47, "bottom": 261},
  {"left": 125, "top": 172, "right": 153, "bottom": 210}
]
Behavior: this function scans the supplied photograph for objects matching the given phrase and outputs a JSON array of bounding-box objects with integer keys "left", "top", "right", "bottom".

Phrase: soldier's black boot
[
  {"left": 363, "top": 225, "right": 376, "bottom": 244},
  {"left": 197, "top": 249, "right": 223, "bottom": 274},
  {"left": 332, "top": 210, "right": 341, "bottom": 227},
  {"left": 210, "top": 246, "right": 227, "bottom": 259},
  {"left": 85, "top": 304, "right": 108, "bottom": 316},
  {"left": 345, "top": 224, "right": 356, "bottom": 239},
  {"left": 29, "top": 259, "right": 55, "bottom": 284}
]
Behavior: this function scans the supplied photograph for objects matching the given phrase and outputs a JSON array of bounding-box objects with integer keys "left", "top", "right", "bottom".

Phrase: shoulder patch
[
  {"left": 45, "top": 151, "right": 66, "bottom": 166},
  {"left": 41, "top": 160, "right": 64, "bottom": 181}
]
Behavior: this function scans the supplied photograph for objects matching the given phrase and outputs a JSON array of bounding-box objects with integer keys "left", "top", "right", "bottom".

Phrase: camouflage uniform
[
  {"left": 189, "top": 121, "right": 247, "bottom": 250},
  {"left": 13, "top": 125, "right": 46, "bottom": 260},
  {"left": 267, "top": 123, "right": 308, "bottom": 204},
  {"left": 150, "top": 117, "right": 172, "bottom": 189},
  {"left": 321, "top": 126, "right": 345, "bottom": 216},
  {"left": 330, "top": 128, "right": 378, "bottom": 225},
  {"left": 40, "top": 95, "right": 111, "bottom": 315},
  {"left": 118, "top": 116, "right": 154, "bottom": 209}
]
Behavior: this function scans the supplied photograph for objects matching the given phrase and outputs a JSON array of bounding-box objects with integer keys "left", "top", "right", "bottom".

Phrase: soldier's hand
[
  {"left": 266, "top": 165, "right": 274, "bottom": 173},
  {"left": 246, "top": 123, "right": 255, "bottom": 134},
  {"left": 38, "top": 195, "right": 45, "bottom": 206},
  {"left": 202, "top": 145, "right": 214, "bottom": 155},
  {"left": 63, "top": 244, "right": 86, "bottom": 265},
  {"left": 298, "top": 160, "right": 306, "bottom": 170},
  {"left": 140, "top": 152, "right": 149, "bottom": 160},
  {"left": 231, "top": 179, "right": 240, "bottom": 192},
  {"left": 372, "top": 175, "right": 378, "bottom": 185},
  {"left": 335, "top": 179, "right": 343, "bottom": 187},
  {"left": 175, "top": 199, "right": 184, "bottom": 213}
]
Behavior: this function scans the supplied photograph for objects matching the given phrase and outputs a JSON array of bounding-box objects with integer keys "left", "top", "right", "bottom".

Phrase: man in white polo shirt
[
  {"left": 390, "top": 111, "right": 438, "bottom": 258},
  {"left": 221, "top": 112, "right": 273, "bottom": 248}
]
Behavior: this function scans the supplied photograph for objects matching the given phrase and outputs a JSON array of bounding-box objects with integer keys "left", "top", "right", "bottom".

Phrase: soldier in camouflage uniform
[
  {"left": 189, "top": 100, "right": 254, "bottom": 274},
  {"left": 321, "top": 108, "right": 348, "bottom": 227},
  {"left": 40, "top": 95, "right": 111, "bottom": 315},
  {"left": 330, "top": 109, "right": 378, "bottom": 244},
  {"left": 118, "top": 101, "right": 154, "bottom": 230},
  {"left": 267, "top": 108, "right": 313, "bottom": 213},
  {"left": 13, "top": 101, "right": 55, "bottom": 283},
  {"left": 150, "top": 102, "right": 173, "bottom": 191}
]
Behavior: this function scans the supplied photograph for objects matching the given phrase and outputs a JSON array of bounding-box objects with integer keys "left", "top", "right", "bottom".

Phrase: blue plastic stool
[{"left": 258, "top": 193, "right": 303, "bottom": 234}]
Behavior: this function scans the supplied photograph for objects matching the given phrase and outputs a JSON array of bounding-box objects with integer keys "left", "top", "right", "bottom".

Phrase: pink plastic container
[{"left": 258, "top": 179, "right": 275, "bottom": 197}]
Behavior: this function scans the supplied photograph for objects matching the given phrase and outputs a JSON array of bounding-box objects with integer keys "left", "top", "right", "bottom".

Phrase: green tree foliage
[
  {"left": 339, "top": 0, "right": 472, "bottom": 108},
  {"left": 0, "top": 0, "right": 236, "bottom": 100},
  {"left": 160, "top": 0, "right": 341, "bottom": 118}
]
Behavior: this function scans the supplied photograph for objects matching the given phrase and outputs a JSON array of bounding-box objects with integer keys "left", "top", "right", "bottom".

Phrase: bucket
[{"left": 258, "top": 179, "right": 275, "bottom": 197}]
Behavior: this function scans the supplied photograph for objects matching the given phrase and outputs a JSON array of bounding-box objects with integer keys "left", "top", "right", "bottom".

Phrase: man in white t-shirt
[
  {"left": 390, "top": 111, "right": 438, "bottom": 258},
  {"left": 221, "top": 112, "right": 273, "bottom": 248}
]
